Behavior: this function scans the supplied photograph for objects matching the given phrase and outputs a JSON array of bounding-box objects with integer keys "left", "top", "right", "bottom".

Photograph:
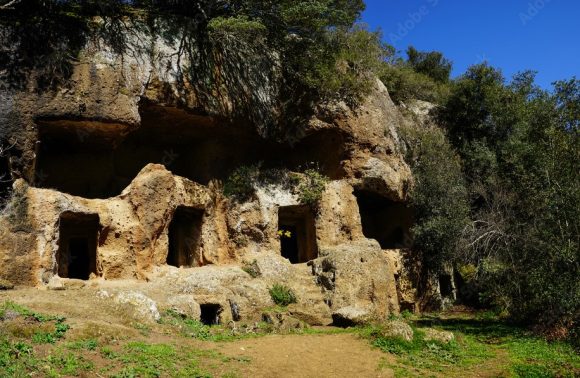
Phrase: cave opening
[
  {"left": 439, "top": 274, "right": 454, "bottom": 298},
  {"left": 34, "top": 105, "right": 347, "bottom": 199},
  {"left": 57, "top": 212, "right": 99, "bottom": 280},
  {"left": 278, "top": 205, "right": 318, "bottom": 264},
  {"left": 354, "top": 190, "right": 413, "bottom": 249},
  {"left": 167, "top": 207, "right": 204, "bottom": 268},
  {"left": 200, "top": 304, "right": 222, "bottom": 326},
  {"left": 0, "top": 151, "right": 11, "bottom": 203}
]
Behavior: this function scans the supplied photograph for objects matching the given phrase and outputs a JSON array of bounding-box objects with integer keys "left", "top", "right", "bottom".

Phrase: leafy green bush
[
  {"left": 208, "top": 16, "right": 267, "bottom": 38},
  {"left": 223, "top": 165, "right": 261, "bottom": 200},
  {"left": 224, "top": 165, "right": 329, "bottom": 206},
  {"left": 311, "top": 25, "right": 394, "bottom": 104},
  {"left": 1, "top": 0, "right": 379, "bottom": 127},
  {"left": 293, "top": 169, "right": 329, "bottom": 205},
  {"left": 269, "top": 284, "right": 297, "bottom": 306},
  {"left": 380, "top": 64, "right": 450, "bottom": 104}
]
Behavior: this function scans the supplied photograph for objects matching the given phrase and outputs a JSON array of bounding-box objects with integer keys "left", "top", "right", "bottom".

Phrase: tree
[
  {"left": 406, "top": 46, "right": 452, "bottom": 83},
  {"left": 441, "top": 65, "right": 579, "bottom": 335},
  {"left": 400, "top": 124, "right": 470, "bottom": 274},
  {"left": 378, "top": 47, "right": 452, "bottom": 105}
]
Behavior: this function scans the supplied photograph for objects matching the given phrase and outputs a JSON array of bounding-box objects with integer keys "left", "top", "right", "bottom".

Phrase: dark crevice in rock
[{"left": 0, "top": 148, "right": 12, "bottom": 204}]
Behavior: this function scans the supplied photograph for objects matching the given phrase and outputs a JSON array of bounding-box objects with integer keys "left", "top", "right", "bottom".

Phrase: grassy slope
[{"left": 1, "top": 301, "right": 578, "bottom": 378}]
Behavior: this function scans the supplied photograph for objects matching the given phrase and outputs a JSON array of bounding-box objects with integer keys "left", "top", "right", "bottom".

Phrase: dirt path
[{"left": 215, "top": 333, "right": 394, "bottom": 378}]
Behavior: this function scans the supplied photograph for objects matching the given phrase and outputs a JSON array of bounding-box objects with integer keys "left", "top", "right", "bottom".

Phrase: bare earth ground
[{"left": 215, "top": 333, "right": 394, "bottom": 378}]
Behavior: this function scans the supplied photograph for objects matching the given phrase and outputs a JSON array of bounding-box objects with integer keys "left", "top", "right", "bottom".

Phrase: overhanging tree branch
[{"left": 0, "top": 0, "right": 22, "bottom": 10}]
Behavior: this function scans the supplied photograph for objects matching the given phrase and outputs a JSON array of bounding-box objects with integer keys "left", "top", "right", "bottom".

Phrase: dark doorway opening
[
  {"left": 57, "top": 212, "right": 99, "bottom": 280},
  {"left": 439, "top": 275, "right": 454, "bottom": 298},
  {"left": 354, "top": 190, "right": 413, "bottom": 249},
  {"left": 278, "top": 205, "right": 318, "bottom": 264},
  {"left": 0, "top": 151, "right": 11, "bottom": 203},
  {"left": 167, "top": 206, "right": 204, "bottom": 268},
  {"left": 200, "top": 304, "right": 222, "bottom": 326}
]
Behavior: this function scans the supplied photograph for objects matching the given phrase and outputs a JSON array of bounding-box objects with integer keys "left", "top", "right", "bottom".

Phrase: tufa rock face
[
  {"left": 0, "top": 163, "right": 226, "bottom": 285},
  {"left": 0, "top": 34, "right": 423, "bottom": 324}
]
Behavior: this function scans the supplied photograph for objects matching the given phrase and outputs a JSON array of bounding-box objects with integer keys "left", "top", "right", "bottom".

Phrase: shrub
[
  {"left": 380, "top": 64, "right": 449, "bottom": 104},
  {"left": 440, "top": 67, "right": 580, "bottom": 330},
  {"left": 293, "top": 169, "right": 329, "bottom": 205},
  {"left": 223, "top": 165, "right": 261, "bottom": 200},
  {"left": 242, "top": 260, "right": 260, "bottom": 278},
  {"left": 269, "top": 284, "right": 297, "bottom": 306},
  {"left": 208, "top": 16, "right": 267, "bottom": 38},
  {"left": 224, "top": 165, "right": 329, "bottom": 206},
  {"left": 311, "top": 25, "right": 395, "bottom": 104}
]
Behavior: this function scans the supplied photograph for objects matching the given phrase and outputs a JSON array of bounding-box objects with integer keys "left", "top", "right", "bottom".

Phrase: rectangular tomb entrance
[
  {"left": 57, "top": 212, "right": 99, "bottom": 280},
  {"left": 278, "top": 205, "right": 318, "bottom": 264},
  {"left": 200, "top": 304, "right": 222, "bottom": 326},
  {"left": 354, "top": 190, "right": 413, "bottom": 249},
  {"left": 167, "top": 206, "right": 204, "bottom": 268}
]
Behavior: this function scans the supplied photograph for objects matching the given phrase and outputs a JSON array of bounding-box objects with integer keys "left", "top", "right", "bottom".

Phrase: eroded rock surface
[{"left": 0, "top": 33, "right": 425, "bottom": 325}]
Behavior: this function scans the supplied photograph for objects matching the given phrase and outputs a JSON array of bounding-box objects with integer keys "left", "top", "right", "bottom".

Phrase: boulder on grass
[
  {"left": 332, "top": 306, "right": 372, "bottom": 327},
  {"left": 423, "top": 328, "right": 455, "bottom": 344},
  {"left": 379, "top": 320, "right": 414, "bottom": 342}
]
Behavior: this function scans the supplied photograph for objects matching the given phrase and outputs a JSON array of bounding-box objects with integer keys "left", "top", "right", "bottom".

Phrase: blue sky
[{"left": 361, "top": 0, "right": 580, "bottom": 88}]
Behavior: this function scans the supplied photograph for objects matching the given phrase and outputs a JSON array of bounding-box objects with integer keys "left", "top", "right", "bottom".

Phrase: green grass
[
  {"left": 161, "top": 309, "right": 238, "bottom": 342},
  {"left": 504, "top": 335, "right": 579, "bottom": 377},
  {"left": 0, "top": 302, "right": 235, "bottom": 378},
  {"left": 0, "top": 301, "right": 70, "bottom": 345},
  {"left": 419, "top": 315, "right": 579, "bottom": 377},
  {"left": 362, "top": 313, "right": 580, "bottom": 378},
  {"left": 362, "top": 325, "right": 491, "bottom": 375},
  {"left": 109, "top": 342, "right": 211, "bottom": 378},
  {"left": 66, "top": 338, "right": 98, "bottom": 351}
]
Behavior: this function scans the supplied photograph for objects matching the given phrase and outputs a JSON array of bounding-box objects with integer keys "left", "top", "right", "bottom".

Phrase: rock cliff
[{"left": 0, "top": 35, "right": 424, "bottom": 325}]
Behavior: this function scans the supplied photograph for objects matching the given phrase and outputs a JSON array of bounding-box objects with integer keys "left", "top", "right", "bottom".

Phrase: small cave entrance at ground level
[
  {"left": 200, "top": 304, "right": 222, "bottom": 326},
  {"left": 56, "top": 212, "right": 99, "bottom": 280},
  {"left": 439, "top": 274, "right": 454, "bottom": 298},
  {"left": 167, "top": 206, "right": 204, "bottom": 268},
  {"left": 278, "top": 205, "right": 318, "bottom": 264},
  {"left": 354, "top": 190, "right": 413, "bottom": 249}
]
